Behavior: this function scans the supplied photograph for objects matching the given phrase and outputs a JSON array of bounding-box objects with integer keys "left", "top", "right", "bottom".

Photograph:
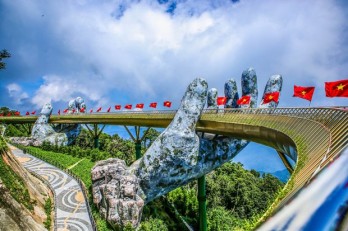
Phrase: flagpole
[{"left": 308, "top": 101, "right": 311, "bottom": 107}]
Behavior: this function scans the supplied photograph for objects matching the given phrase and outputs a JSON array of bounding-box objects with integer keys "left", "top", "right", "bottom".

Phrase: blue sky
[{"left": 1, "top": 0, "right": 348, "bottom": 173}]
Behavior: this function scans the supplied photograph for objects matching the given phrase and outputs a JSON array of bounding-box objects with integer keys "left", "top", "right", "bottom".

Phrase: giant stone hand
[
  {"left": 199, "top": 68, "right": 282, "bottom": 174},
  {"left": 10, "top": 97, "right": 86, "bottom": 146},
  {"left": 91, "top": 68, "right": 283, "bottom": 229},
  {"left": 31, "top": 97, "right": 85, "bottom": 146}
]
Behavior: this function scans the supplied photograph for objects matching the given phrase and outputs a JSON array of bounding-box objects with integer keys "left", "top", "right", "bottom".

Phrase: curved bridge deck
[{"left": 2, "top": 107, "right": 348, "bottom": 208}]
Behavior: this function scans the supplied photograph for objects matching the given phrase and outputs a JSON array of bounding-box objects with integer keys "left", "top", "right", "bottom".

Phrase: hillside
[{"left": 0, "top": 137, "right": 51, "bottom": 231}]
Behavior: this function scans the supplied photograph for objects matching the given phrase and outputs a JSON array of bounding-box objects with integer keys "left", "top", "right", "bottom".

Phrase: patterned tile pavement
[{"left": 10, "top": 146, "right": 94, "bottom": 231}]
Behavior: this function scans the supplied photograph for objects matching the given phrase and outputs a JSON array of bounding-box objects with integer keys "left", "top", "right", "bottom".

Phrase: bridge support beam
[
  {"left": 124, "top": 126, "right": 151, "bottom": 160},
  {"left": 198, "top": 175, "right": 207, "bottom": 231},
  {"left": 277, "top": 151, "right": 294, "bottom": 174},
  {"left": 85, "top": 124, "right": 106, "bottom": 149}
]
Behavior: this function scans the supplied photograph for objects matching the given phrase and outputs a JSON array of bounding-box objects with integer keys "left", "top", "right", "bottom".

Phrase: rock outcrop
[
  {"left": 0, "top": 179, "right": 46, "bottom": 231},
  {"left": 0, "top": 147, "right": 50, "bottom": 231}
]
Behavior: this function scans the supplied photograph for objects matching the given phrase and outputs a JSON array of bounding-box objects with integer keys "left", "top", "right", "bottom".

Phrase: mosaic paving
[{"left": 10, "top": 146, "right": 93, "bottom": 231}]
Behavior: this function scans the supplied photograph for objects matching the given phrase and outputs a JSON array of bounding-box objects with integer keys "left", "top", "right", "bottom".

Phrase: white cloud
[
  {"left": 1, "top": 0, "right": 347, "bottom": 108},
  {"left": 6, "top": 83, "right": 29, "bottom": 105}
]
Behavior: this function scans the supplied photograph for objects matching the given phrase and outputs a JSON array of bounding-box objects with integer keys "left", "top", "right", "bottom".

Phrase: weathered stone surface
[
  {"left": 0, "top": 148, "right": 50, "bottom": 231},
  {"left": 92, "top": 72, "right": 283, "bottom": 229},
  {"left": 11, "top": 97, "right": 85, "bottom": 146},
  {"left": 207, "top": 88, "right": 218, "bottom": 109},
  {"left": 133, "top": 78, "right": 208, "bottom": 202},
  {"left": 91, "top": 158, "right": 144, "bottom": 229},
  {"left": 53, "top": 97, "right": 85, "bottom": 144},
  {"left": 224, "top": 79, "right": 239, "bottom": 108},
  {"left": 31, "top": 103, "right": 68, "bottom": 146},
  {"left": 241, "top": 67, "right": 258, "bottom": 108},
  {"left": 0, "top": 180, "right": 47, "bottom": 231},
  {"left": 8, "top": 137, "right": 33, "bottom": 146},
  {"left": 260, "top": 74, "right": 283, "bottom": 108}
]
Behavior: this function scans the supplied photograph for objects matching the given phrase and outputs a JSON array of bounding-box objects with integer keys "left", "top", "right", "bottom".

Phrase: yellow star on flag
[
  {"left": 269, "top": 95, "right": 273, "bottom": 99},
  {"left": 337, "top": 83, "right": 345, "bottom": 90},
  {"left": 301, "top": 91, "right": 306, "bottom": 95}
]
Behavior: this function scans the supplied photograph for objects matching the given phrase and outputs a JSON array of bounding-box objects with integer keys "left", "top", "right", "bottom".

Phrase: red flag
[
  {"left": 31, "top": 111, "right": 36, "bottom": 115},
  {"left": 96, "top": 107, "right": 102, "bottom": 112},
  {"left": 262, "top": 92, "right": 280, "bottom": 104},
  {"left": 0, "top": 114, "right": 3, "bottom": 116},
  {"left": 217, "top": 97, "right": 227, "bottom": 106},
  {"left": 26, "top": 111, "right": 30, "bottom": 115},
  {"left": 163, "top": 101, "right": 172, "bottom": 108},
  {"left": 149, "top": 102, "right": 157, "bottom": 108},
  {"left": 115, "top": 105, "right": 121, "bottom": 110},
  {"left": 90, "top": 109, "right": 93, "bottom": 113},
  {"left": 125, "top": 104, "right": 132, "bottom": 110},
  {"left": 325, "top": 79, "right": 348, "bottom": 97},
  {"left": 136, "top": 103, "right": 144, "bottom": 109},
  {"left": 107, "top": 107, "right": 111, "bottom": 112},
  {"left": 293, "top": 85, "right": 315, "bottom": 101},
  {"left": 80, "top": 108, "right": 85, "bottom": 113},
  {"left": 237, "top": 95, "right": 251, "bottom": 105},
  {"left": 58, "top": 109, "right": 61, "bottom": 115},
  {"left": 63, "top": 109, "right": 68, "bottom": 113},
  {"left": 14, "top": 111, "right": 20, "bottom": 116}
]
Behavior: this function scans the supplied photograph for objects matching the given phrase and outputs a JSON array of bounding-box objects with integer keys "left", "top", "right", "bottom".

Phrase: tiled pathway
[{"left": 10, "top": 146, "right": 94, "bottom": 231}]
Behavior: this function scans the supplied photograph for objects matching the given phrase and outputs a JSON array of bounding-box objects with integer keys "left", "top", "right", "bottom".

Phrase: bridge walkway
[{"left": 9, "top": 145, "right": 94, "bottom": 231}]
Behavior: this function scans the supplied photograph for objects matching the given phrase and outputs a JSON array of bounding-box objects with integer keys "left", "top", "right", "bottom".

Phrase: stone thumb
[{"left": 168, "top": 78, "right": 208, "bottom": 132}]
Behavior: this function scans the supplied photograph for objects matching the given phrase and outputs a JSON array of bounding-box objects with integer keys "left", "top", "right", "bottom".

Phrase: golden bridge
[{"left": 1, "top": 107, "right": 348, "bottom": 222}]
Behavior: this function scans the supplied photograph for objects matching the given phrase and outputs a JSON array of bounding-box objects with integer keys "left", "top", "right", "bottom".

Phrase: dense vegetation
[
  {"left": 44, "top": 197, "right": 52, "bottom": 229},
  {"left": 4, "top": 122, "right": 284, "bottom": 230},
  {"left": 0, "top": 107, "right": 31, "bottom": 137}
]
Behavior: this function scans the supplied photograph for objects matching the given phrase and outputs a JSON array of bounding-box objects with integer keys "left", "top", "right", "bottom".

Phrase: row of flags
[
  {"left": 1, "top": 101, "right": 173, "bottom": 116},
  {"left": 216, "top": 91, "right": 280, "bottom": 106},
  {"left": 218, "top": 79, "right": 348, "bottom": 106},
  {"left": 57, "top": 101, "right": 172, "bottom": 115},
  {"left": 293, "top": 79, "right": 348, "bottom": 102},
  {"left": 0, "top": 111, "right": 21, "bottom": 116},
  {"left": 1, "top": 80, "right": 347, "bottom": 117}
]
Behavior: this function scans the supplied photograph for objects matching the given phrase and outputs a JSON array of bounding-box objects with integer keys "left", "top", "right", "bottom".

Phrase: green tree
[
  {"left": 0, "top": 49, "right": 11, "bottom": 69},
  {"left": 206, "top": 162, "right": 283, "bottom": 220},
  {"left": 74, "top": 128, "right": 94, "bottom": 148},
  {"left": 4, "top": 124, "right": 30, "bottom": 137},
  {"left": 207, "top": 206, "right": 239, "bottom": 231},
  {"left": 142, "top": 128, "right": 161, "bottom": 148},
  {"left": 139, "top": 217, "right": 168, "bottom": 231},
  {"left": 0, "top": 106, "right": 11, "bottom": 115},
  {"left": 167, "top": 185, "right": 198, "bottom": 226}
]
